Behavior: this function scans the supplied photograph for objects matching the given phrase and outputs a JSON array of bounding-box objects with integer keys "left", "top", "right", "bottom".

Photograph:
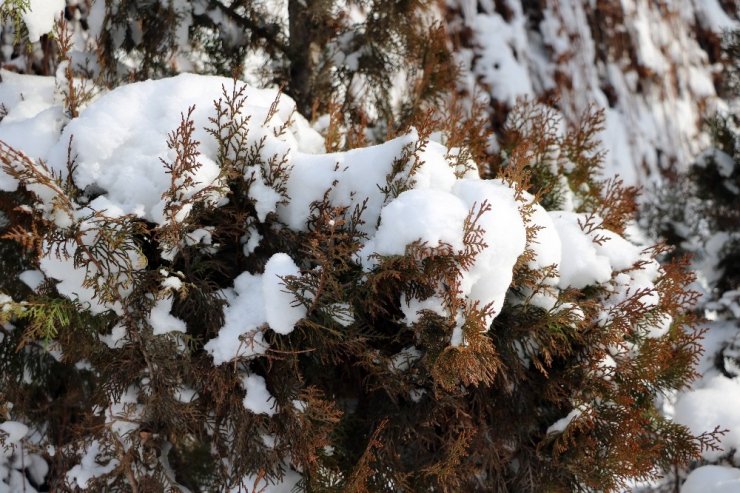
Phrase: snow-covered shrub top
[
  {"left": 0, "top": 73, "right": 672, "bottom": 354},
  {"left": 0, "top": 73, "right": 662, "bottom": 355},
  {"left": 0, "top": 72, "right": 699, "bottom": 492}
]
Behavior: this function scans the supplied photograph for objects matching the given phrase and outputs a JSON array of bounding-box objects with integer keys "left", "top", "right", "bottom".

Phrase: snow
[
  {"left": 523, "top": 196, "right": 562, "bottom": 309},
  {"left": 682, "top": 465, "right": 740, "bottom": 493},
  {"left": 19, "top": 269, "right": 44, "bottom": 291},
  {"left": 39, "top": 240, "right": 113, "bottom": 315},
  {"left": 0, "top": 421, "right": 28, "bottom": 444},
  {"left": 0, "top": 71, "right": 62, "bottom": 168},
  {"left": 328, "top": 302, "right": 354, "bottom": 327},
  {"left": 263, "top": 253, "right": 305, "bottom": 335},
  {"left": 546, "top": 405, "right": 585, "bottom": 435},
  {"left": 161, "top": 275, "right": 183, "bottom": 291},
  {"left": 674, "top": 375, "right": 740, "bottom": 462},
  {"left": 453, "top": 179, "right": 526, "bottom": 321},
  {"left": 99, "top": 324, "right": 126, "bottom": 349},
  {"left": 0, "top": 71, "right": 56, "bottom": 124},
  {"left": 549, "top": 212, "right": 612, "bottom": 289},
  {"left": 401, "top": 294, "right": 447, "bottom": 325},
  {"left": 233, "top": 468, "right": 301, "bottom": 493},
  {"left": 148, "top": 296, "right": 186, "bottom": 336},
  {"left": 22, "top": 0, "right": 65, "bottom": 43},
  {"left": 469, "top": 7, "right": 534, "bottom": 106},
  {"left": 390, "top": 346, "right": 422, "bottom": 372},
  {"left": 694, "top": 0, "right": 740, "bottom": 32},
  {"left": 363, "top": 189, "right": 470, "bottom": 256},
  {"left": 204, "top": 272, "right": 268, "bottom": 365},
  {"left": 106, "top": 386, "right": 142, "bottom": 441},
  {"left": 278, "top": 133, "right": 417, "bottom": 233},
  {"left": 174, "top": 386, "right": 198, "bottom": 403},
  {"left": 44, "top": 74, "right": 316, "bottom": 226},
  {"left": 0, "top": 73, "right": 666, "bottom": 356},
  {"left": 454, "top": 0, "right": 726, "bottom": 185},
  {"left": 65, "top": 440, "right": 119, "bottom": 489},
  {"left": 241, "top": 374, "right": 276, "bottom": 416}
]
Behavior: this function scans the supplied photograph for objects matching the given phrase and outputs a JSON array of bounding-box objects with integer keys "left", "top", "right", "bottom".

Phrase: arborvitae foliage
[
  {"left": 0, "top": 76, "right": 717, "bottom": 492},
  {"left": 0, "top": 3, "right": 724, "bottom": 493}
]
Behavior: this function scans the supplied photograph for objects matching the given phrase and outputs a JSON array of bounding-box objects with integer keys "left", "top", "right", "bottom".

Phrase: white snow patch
[
  {"left": 204, "top": 272, "right": 268, "bottom": 364},
  {"left": 22, "top": 0, "right": 65, "bottom": 42},
  {"left": 683, "top": 465, "right": 740, "bottom": 493},
  {"left": 19, "top": 270, "right": 44, "bottom": 291},
  {"left": 674, "top": 375, "right": 740, "bottom": 462},
  {"left": 263, "top": 253, "right": 305, "bottom": 335},
  {"left": 241, "top": 374, "right": 276, "bottom": 416},
  {"left": 65, "top": 440, "right": 118, "bottom": 489},
  {"left": 0, "top": 421, "right": 28, "bottom": 444},
  {"left": 148, "top": 296, "right": 186, "bottom": 336}
]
